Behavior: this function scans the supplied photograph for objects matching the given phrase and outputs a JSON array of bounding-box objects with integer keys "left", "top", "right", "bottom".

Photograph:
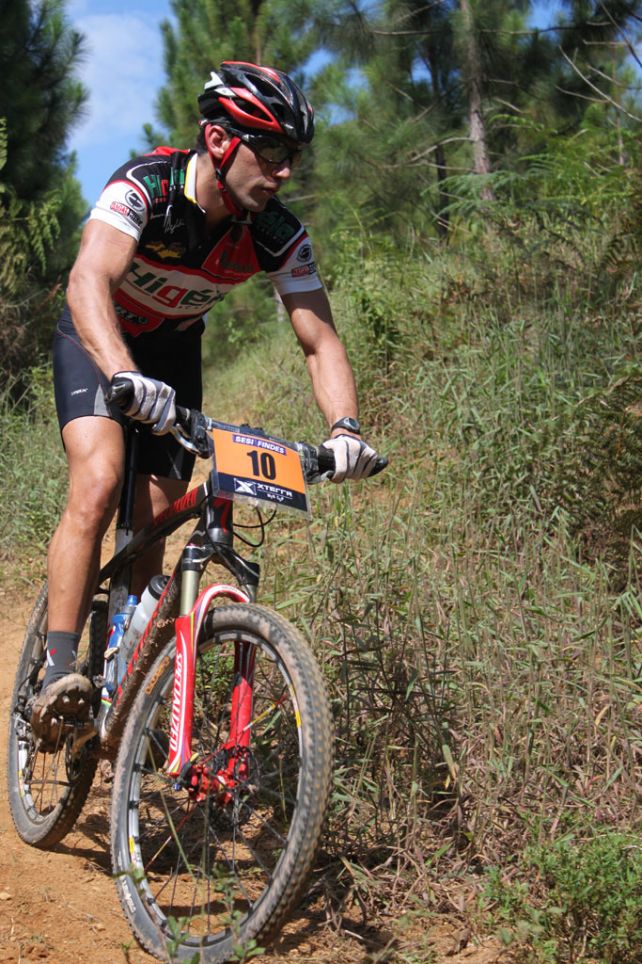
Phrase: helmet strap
[{"left": 207, "top": 134, "right": 244, "bottom": 216}]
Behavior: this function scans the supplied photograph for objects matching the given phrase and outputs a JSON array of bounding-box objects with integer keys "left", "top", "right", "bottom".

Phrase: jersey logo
[
  {"left": 125, "top": 188, "right": 146, "bottom": 212},
  {"left": 145, "top": 241, "right": 185, "bottom": 260},
  {"left": 201, "top": 228, "right": 260, "bottom": 280},
  {"left": 143, "top": 174, "right": 168, "bottom": 201},
  {"left": 253, "top": 200, "right": 303, "bottom": 256}
]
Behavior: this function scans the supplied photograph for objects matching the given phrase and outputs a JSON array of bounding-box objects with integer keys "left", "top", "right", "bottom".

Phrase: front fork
[
  {"left": 165, "top": 577, "right": 250, "bottom": 779},
  {"left": 165, "top": 496, "right": 258, "bottom": 782}
]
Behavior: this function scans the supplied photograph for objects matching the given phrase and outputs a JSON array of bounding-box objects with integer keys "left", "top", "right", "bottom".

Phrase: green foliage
[
  {"left": 0, "top": 1, "right": 87, "bottom": 384},
  {"left": 0, "top": 121, "right": 61, "bottom": 285},
  {"left": 203, "top": 162, "right": 642, "bottom": 941},
  {"left": 0, "top": 367, "right": 67, "bottom": 583},
  {"left": 482, "top": 834, "right": 642, "bottom": 962},
  {"left": 0, "top": 117, "right": 75, "bottom": 383},
  {"left": 0, "top": 0, "right": 87, "bottom": 202},
  {"left": 202, "top": 273, "right": 282, "bottom": 366},
  {"left": 155, "top": 0, "right": 318, "bottom": 146}
]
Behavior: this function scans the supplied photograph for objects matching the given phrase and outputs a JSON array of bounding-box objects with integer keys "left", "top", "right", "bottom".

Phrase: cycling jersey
[{"left": 89, "top": 147, "right": 323, "bottom": 337}]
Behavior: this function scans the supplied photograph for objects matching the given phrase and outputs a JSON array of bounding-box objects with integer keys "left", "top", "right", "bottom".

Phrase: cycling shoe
[{"left": 30, "top": 673, "right": 93, "bottom": 746}]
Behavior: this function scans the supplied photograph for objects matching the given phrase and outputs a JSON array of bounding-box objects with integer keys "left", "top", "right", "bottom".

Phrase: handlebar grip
[
  {"left": 317, "top": 447, "right": 388, "bottom": 478},
  {"left": 106, "top": 379, "right": 134, "bottom": 408},
  {"left": 106, "top": 380, "right": 192, "bottom": 430},
  {"left": 316, "top": 447, "right": 335, "bottom": 475},
  {"left": 370, "top": 455, "right": 389, "bottom": 477}
]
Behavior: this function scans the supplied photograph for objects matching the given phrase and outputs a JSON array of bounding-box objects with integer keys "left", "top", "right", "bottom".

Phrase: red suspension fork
[
  {"left": 227, "top": 641, "right": 257, "bottom": 750},
  {"left": 165, "top": 583, "right": 249, "bottom": 778}
]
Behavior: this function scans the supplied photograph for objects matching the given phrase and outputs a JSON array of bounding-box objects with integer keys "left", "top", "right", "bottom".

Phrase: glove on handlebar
[
  {"left": 111, "top": 372, "right": 176, "bottom": 436},
  {"left": 321, "top": 434, "right": 379, "bottom": 483}
]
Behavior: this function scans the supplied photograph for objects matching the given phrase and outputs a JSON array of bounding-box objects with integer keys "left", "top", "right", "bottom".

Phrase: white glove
[
  {"left": 111, "top": 372, "right": 176, "bottom": 436},
  {"left": 321, "top": 434, "right": 379, "bottom": 483}
]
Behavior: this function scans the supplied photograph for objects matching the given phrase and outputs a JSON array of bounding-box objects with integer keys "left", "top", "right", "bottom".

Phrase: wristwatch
[{"left": 331, "top": 416, "right": 362, "bottom": 435}]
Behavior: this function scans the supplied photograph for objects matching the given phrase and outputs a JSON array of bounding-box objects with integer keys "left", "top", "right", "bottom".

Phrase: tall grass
[
  {"left": 0, "top": 367, "right": 67, "bottom": 585},
  {"left": 243, "top": 224, "right": 642, "bottom": 945}
]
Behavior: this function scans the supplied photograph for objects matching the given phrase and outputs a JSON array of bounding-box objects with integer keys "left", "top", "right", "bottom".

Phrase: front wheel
[
  {"left": 6, "top": 584, "right": 103, "bottom": 848},
  {"left": 110, "top": 603, "right": 333, "bottom": 962}
]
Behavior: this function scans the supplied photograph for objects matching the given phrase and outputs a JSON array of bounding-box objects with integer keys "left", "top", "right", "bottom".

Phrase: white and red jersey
[{"left": 89, "top": 147, "right": 322, "bottom": 337}]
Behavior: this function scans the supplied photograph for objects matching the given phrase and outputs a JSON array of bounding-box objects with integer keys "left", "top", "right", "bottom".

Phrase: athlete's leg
[
  {"left": 32, "top": 415, "right": 125, "bottom": 738},
  {"left": 47, "top": 415, "right": 125, "bottom": 634},
  {"left": 130, "top": 475, "right": 189, "bottom": 596},
  {"left": 125, "top": 324, "right": 200, "bottom": 594}
]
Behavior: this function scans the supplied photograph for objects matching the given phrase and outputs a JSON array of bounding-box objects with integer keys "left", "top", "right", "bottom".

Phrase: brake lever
[
  {"left": 170, "top": 408, "right": 213, "bottom": 458},
  {"left": 295, "top": 442, "right": 324, "bottom": 483}
]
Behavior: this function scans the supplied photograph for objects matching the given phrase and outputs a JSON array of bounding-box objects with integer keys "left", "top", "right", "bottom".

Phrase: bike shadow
[
  {"left": 54, "top": 771, "right": 114, "bottom": 871},
  {"left": 268, "top": 855, "right": 401, "bottom": 961},
  {"left": 272, "top": 912, "right": 399, "bottom": 961},
  {"left": 56, "top": 811, "right": 402, "bottom": 961}
]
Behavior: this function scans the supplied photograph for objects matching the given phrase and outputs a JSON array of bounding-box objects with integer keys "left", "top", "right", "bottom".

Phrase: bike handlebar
[{"left": 107, "top": 383, "right": 388, "bottom": 481}]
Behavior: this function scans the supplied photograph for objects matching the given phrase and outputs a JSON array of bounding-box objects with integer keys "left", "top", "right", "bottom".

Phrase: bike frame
[{"left": 95, "top": 426, "right": 261, "bottom": 774}]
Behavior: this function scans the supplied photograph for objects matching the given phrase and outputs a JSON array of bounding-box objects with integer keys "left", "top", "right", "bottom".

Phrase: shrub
[{"left": 483, "top": 833, "right": 642, "bottom": 962}]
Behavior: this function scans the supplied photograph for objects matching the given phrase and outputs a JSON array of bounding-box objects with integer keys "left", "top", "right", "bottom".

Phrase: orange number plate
[{"left": 210, "top": 428, "right": 310, "bottom": 516}]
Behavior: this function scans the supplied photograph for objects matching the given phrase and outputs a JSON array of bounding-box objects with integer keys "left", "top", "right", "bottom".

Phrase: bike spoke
[
  {"left": 113, "top": 607, "right": 331, "bottom": 959},
  {"left": 125, "top": 634, "right": 302, "bottom": 940}
]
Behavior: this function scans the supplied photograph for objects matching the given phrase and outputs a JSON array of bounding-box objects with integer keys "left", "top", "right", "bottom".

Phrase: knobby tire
[
  {"left": 6, "top": 584, "right": 103, "bottom": 848},
  {"left": 110, "top": 603, "right": 333, "bottom": 962}
]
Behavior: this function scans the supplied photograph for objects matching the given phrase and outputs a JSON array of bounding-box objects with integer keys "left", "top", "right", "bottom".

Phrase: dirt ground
[{"left": 0, "top": 588, "right": 513, "bottom": 964}]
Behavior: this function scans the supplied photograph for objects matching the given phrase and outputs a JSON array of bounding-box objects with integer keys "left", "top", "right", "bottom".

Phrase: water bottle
[
  {"left": 101, "top": 594, "right": 137, "bottom": 703},
  {"left": 119, "top": 575, "right": 169, "bottom": 673}
]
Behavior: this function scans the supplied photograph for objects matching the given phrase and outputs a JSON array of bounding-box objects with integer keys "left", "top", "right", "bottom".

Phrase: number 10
[{"left": 247, "top": 450, "right": 277, "bottom": 480}]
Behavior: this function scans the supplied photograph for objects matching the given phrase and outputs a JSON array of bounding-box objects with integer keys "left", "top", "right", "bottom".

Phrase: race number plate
[{"left": 210, "top": 427, "right": 310, "bottom": 517}]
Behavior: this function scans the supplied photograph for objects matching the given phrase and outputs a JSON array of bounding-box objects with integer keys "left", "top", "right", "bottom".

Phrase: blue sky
[
  {"left": 67, "top": 0, "right": 174, "bottom": 206},
  {"left": 67, "top": 0, "right": 565, "bottom": 208}
]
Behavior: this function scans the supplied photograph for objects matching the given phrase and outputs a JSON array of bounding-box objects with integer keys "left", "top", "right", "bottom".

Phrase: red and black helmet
[{"left": 198, "top": 61, "right": 315, "bottom": 144}]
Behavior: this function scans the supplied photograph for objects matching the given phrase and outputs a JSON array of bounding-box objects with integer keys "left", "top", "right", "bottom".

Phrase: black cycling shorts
[{"left": 53, "top": 307, "right": 204, "bottom": 481}]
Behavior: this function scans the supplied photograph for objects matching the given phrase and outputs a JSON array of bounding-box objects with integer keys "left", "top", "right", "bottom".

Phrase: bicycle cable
[{"left": 232, "top": 507, "right": 277, "bottom": 548}]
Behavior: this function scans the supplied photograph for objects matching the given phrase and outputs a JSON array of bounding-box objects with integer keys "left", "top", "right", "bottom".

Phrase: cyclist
[{"left": 31, "top": 61, "right": 381, "bottom": 741}]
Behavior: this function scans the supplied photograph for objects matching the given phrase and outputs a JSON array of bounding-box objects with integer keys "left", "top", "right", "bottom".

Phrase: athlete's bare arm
[
  {"left": 67, "top": 220, "right": 139, "bottom": 380},
  {"left": 282, "top": 288, "right": 359, "bottom": 432}
]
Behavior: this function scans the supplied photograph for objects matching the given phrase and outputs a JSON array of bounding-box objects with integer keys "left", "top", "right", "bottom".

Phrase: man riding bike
[{"left": 32, "top": 61, "right": 381, "bottom": 741}]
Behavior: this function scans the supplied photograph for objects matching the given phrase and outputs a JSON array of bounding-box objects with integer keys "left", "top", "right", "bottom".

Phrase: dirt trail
[
  {"left": 0, "top": 595, "right": 513, "bottom": 964},
  {"left": 0, "top": 502, "right": 509, "bottom": 964}
]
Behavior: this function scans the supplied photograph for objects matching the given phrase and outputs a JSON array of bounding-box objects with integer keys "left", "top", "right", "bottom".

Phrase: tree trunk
[
  {"left": 459, "top": 0, "right": 494, "bottom": 201},
  {"left": 426, "top": 40, "right": 451, "bottom": 238},
  {"left": 435, "top": 141, "right": 450, "bottom": 238}
]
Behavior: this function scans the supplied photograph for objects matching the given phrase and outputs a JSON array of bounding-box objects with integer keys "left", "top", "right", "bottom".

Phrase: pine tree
[
  {"left": 155, "top": 0, "right": 318, "bottom": 145},
  {"left": 306, "top": 1, "right": 559, "bottom": 239},
  {"left": 0, "top": 0, "right": 86, "bottom": 201},
  {"left": 0, "top": 0, "right": 87, "bottom": 381}
]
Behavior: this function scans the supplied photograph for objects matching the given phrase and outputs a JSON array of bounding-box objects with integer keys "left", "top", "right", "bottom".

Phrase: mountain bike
[{"left": 6, "top": 402, "right": 386, "bottom": 961}]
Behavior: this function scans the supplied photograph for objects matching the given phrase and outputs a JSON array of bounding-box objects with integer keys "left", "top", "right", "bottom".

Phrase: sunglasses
[{"left": 236, "top": 131, "right": 304, "bottom": 168}]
